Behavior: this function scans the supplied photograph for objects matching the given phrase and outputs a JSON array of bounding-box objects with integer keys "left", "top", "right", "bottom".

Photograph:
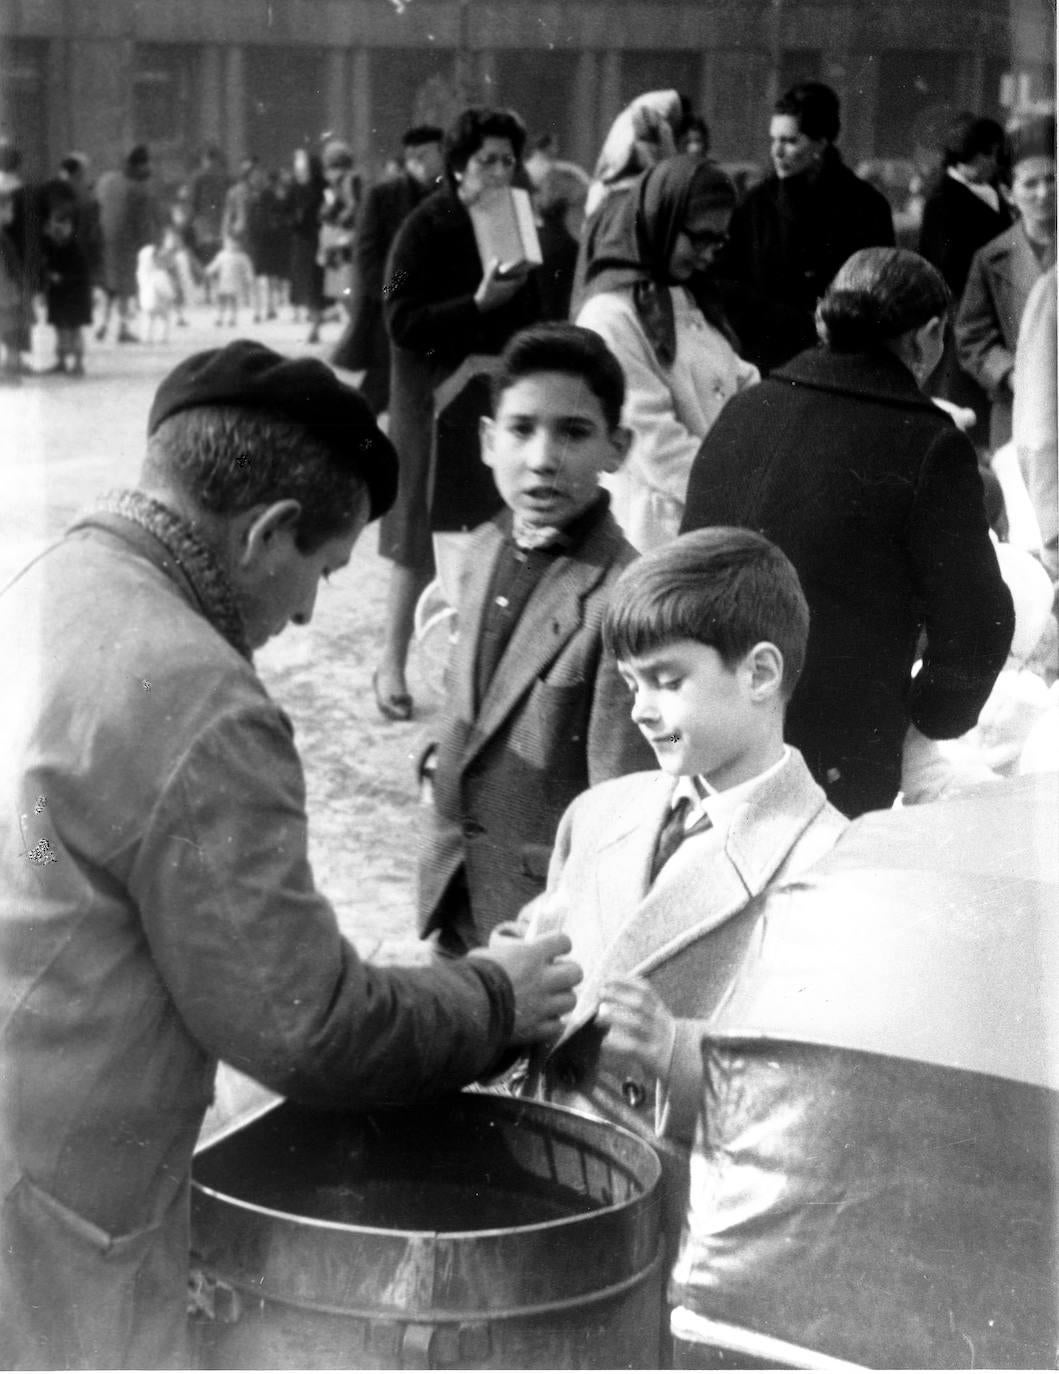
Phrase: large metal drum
[{"left": 190, "top": 1092, "right": 663, "bottom": 1369}]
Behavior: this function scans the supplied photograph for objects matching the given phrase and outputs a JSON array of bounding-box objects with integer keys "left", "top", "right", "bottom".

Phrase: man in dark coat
[
  {"left": 331, "top": 124, "right": 443, "bottom": 410},
  {"left": 680, "top": 264, "right": 1013, "bottom": 816},
  {"left": 718, "top": 82, "right": 894, "bottom": 373}
]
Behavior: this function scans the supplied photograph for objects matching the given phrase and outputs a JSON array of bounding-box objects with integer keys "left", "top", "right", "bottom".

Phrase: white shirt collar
[
  {"left": 946, "top": 166, "right": 1000, "bottom": 213},
  {"left": 670, "top": 746, "right": 791, "bottom": 834}
]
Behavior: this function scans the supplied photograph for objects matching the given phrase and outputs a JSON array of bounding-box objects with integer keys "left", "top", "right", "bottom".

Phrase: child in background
[
  {"left": 205, "top": 232, "right": 255, "bottom": 328},
  {"left": 0, "top": 171, "right": 28, "bottom": 383},
  {"left": 41, "top": 204, "right": 93, "bottom": 375},
  {"left": 417, "top": 322, "right": 655, "bottom": 954}
]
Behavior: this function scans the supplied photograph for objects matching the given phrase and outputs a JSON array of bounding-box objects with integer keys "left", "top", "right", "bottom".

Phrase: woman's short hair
[
  {"left": 444, "top": 107, "right": 527, "bottom": 183},
  {"left": 774, "top": 82, "right": 841, "bottom": 145},
  {"left": 604, "top": 527, "right": 810, "bottom": 699},
  {"left": 491, "top": 323, "right": 625, "bottom": 432},
  {"left": 816, "top": 247, "right": 951, "bottom": 352},
  {"left": 143, "top": 407, "right": 370, "bottom": 552},
  {"left": 941, "top": 112, "right": 1006, "bottom": 168}
]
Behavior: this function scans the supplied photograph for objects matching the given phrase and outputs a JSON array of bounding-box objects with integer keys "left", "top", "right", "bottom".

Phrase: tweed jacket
[
  {"left": 0, "top": 501, "right": 514, "bottom": 1369},
  {"left": 418, "top": 506, "right": 654, "bottom": 945},
  {"left": 956, "top": 222, "right": 1054, "bottom": 447},
  {"left": 681, "top": 347, "right": 1014, "bottom": 817}
]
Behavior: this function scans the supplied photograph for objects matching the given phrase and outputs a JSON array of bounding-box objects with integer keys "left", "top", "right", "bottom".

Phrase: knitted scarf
[{"left": 71, "top": 489, "right": 250, "bottom": 659}]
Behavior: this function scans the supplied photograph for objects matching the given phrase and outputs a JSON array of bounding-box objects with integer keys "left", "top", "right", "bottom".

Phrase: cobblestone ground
[{"left": 1, "top": 301, "right": 439, "bottom": 966}]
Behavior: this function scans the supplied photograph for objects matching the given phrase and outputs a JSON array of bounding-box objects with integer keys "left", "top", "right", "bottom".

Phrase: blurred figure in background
[
  {"left": 918, "top": 112, "right": 1011, "bottom": 445},
  {"left": 39, "top": 191, "right": 93, "bottom": 374},
  {"left": 318, "top": 140, "right": 362, "bottom": 341},
  {"left": 957, "top": 115, "right": 1056, "bottom": 450},
  {"left": 188, "top": 144, "right": 229, "bottom": 294},
  {"left": 332, "top": 125, "right": 444, "bottom": 407},
  {"left": 254, "top": 168, "right": 292, "bottom": 321},
  {"left": 571, "top": 89, "right": 686, "bottom": 315},
  {"left": 287, "top": 147, "right": 326, "bottom": 342},
  {"left": 1012, "top": 264, "right": 1058, "bottom": 583},
  {"left": 719, "top": 82, "right": 894, "bottom": 373},
  {"left": 95, "top": 144, "right": 160, "bottom": 343},
  {"left": 534, "top": 161, "right": 590, "bottom": 321},
  {"left": 676, "top": 114, "right": 710, "bottom": 160},
  {"left": 0, "top": 141, "right": 38, "bottom": 375}
]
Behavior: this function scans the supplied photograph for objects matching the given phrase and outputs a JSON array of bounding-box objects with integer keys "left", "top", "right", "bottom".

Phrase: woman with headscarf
[
  {"left": 570, "top": 90, "right": 684, "bottom": 317},
  {"left": 576, "top": 155, "right": 758, "bottom": 551}
]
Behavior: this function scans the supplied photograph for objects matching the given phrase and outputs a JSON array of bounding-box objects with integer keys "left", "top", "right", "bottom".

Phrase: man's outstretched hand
[{"left": 470, "top": 932, "right": 581, "bottom": 1044}]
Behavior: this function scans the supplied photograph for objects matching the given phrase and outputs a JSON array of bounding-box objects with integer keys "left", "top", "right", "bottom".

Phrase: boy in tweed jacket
[{"left": 418, "top": 324, "right": 655, "bottom": 953}]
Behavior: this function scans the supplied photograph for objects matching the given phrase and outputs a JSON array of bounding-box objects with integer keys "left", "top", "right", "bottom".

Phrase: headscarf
[
  {"left": 582, "top": 156, "right": 736, "bottom": 367},
  {"left": 586, "top": 90, "right": 683, "bottom": 218}
]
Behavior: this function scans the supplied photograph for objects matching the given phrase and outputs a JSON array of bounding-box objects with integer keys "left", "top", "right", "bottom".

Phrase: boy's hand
[
  {"left": 596, "top": 976, "right": 676, "bottom": 1082},
  {"left": 474, "top": 257, "right": 529, "bottom": 312},
  {"left": 469, "top": 932, "right": 581, "bottom": 1044}
]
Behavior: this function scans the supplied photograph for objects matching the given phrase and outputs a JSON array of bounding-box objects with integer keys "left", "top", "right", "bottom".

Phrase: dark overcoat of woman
[
  {"left": 680, "top": 344, "right": 1013, "bottom": 816},
  {"left": 720, "top": 147, "right": 894, "bottom": 372},
  {"left": 381, "top": 186, "right": 539, "bottom": 569}
]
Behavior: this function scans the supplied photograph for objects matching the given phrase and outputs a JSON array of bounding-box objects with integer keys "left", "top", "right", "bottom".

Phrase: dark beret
[{"left": 148, "top": 340, "right": 398, "bottom": 521}]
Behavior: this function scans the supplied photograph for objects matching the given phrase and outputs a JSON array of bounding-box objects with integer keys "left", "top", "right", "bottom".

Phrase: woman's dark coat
[
  {"left": 719, "top": 150, "right": 894, "bottom": 373},
  {"left": 680, "top": 346, "right": 1014, "bottom": 816},
  {"left": 381, "top": 186, "right": 539, "bottom": 569}
]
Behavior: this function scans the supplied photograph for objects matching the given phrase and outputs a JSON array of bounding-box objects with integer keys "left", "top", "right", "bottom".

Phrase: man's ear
[
  {"left": 479, "top": 415, "right": 496, "bottom": 469},
  {"left": 237, "top": 499, "right": 302, "bottom": 569},
  {"left": 746, "top": 641, "right": 784, "bottom": 701},
  {"left": 602, "top": 425, "right": 633, "bottom": 473}
]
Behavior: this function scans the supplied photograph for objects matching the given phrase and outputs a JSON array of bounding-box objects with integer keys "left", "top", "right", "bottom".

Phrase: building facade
[{"left": 0, "top": 0, "right": 1052, "bottom": 186}]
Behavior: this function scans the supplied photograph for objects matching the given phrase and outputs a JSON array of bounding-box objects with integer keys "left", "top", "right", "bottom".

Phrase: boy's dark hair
[
  {"left": 604, "top": 527, "right": 810, "bottom": 698},
  {"left": 444, "top": 106, "right": 527, "bottom": 184},
  {"left": 774, "top": 81, "right": 841, "bottom": 145},
  {"left": 490, "top": 323, "right": 626, "bottom": 431},
  {"left": 402, "top": 124, "right": 443, "bottom": 149},
  {"left": 941, "top": 113, "right": 1006, "bottom": 168},
  {"left": 142, "top": 406, "right": 370, "bottom": 553}
]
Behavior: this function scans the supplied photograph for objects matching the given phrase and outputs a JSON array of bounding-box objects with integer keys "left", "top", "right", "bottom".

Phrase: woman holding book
[
  {"left": 576, "top": 155, "right": 759, "bottom": 552},
  {"left": 376, "top": 106, "right": 541, "bottom": 721}
]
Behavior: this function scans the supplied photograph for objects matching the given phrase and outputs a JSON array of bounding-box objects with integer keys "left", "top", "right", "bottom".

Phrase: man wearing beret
[{"left": 0, "top": 341, "right": 580, "bottom": 1368}]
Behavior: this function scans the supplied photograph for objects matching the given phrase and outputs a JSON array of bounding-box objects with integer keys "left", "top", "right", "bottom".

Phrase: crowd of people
[{"left": 1, "top": 76, "right": 1056, "bottom": 1369}]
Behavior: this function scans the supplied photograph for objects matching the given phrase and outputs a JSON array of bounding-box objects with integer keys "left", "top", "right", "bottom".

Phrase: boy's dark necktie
[{"left": 649, "top": 797, "right": 713, "bottom": 885}]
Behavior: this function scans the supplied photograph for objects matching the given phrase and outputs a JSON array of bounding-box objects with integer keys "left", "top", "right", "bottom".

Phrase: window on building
[{"left": 133, "top": 44, "right": 192, "bottom": 148}]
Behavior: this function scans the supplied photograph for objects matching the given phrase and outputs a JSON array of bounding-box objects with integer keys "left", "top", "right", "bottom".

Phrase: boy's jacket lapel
[
  {"left": 460, "top": 522, "right": 611, "bottom": 770},
  {"left": 555, "top": 752, "right": 829, "bottom": 1046}
]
